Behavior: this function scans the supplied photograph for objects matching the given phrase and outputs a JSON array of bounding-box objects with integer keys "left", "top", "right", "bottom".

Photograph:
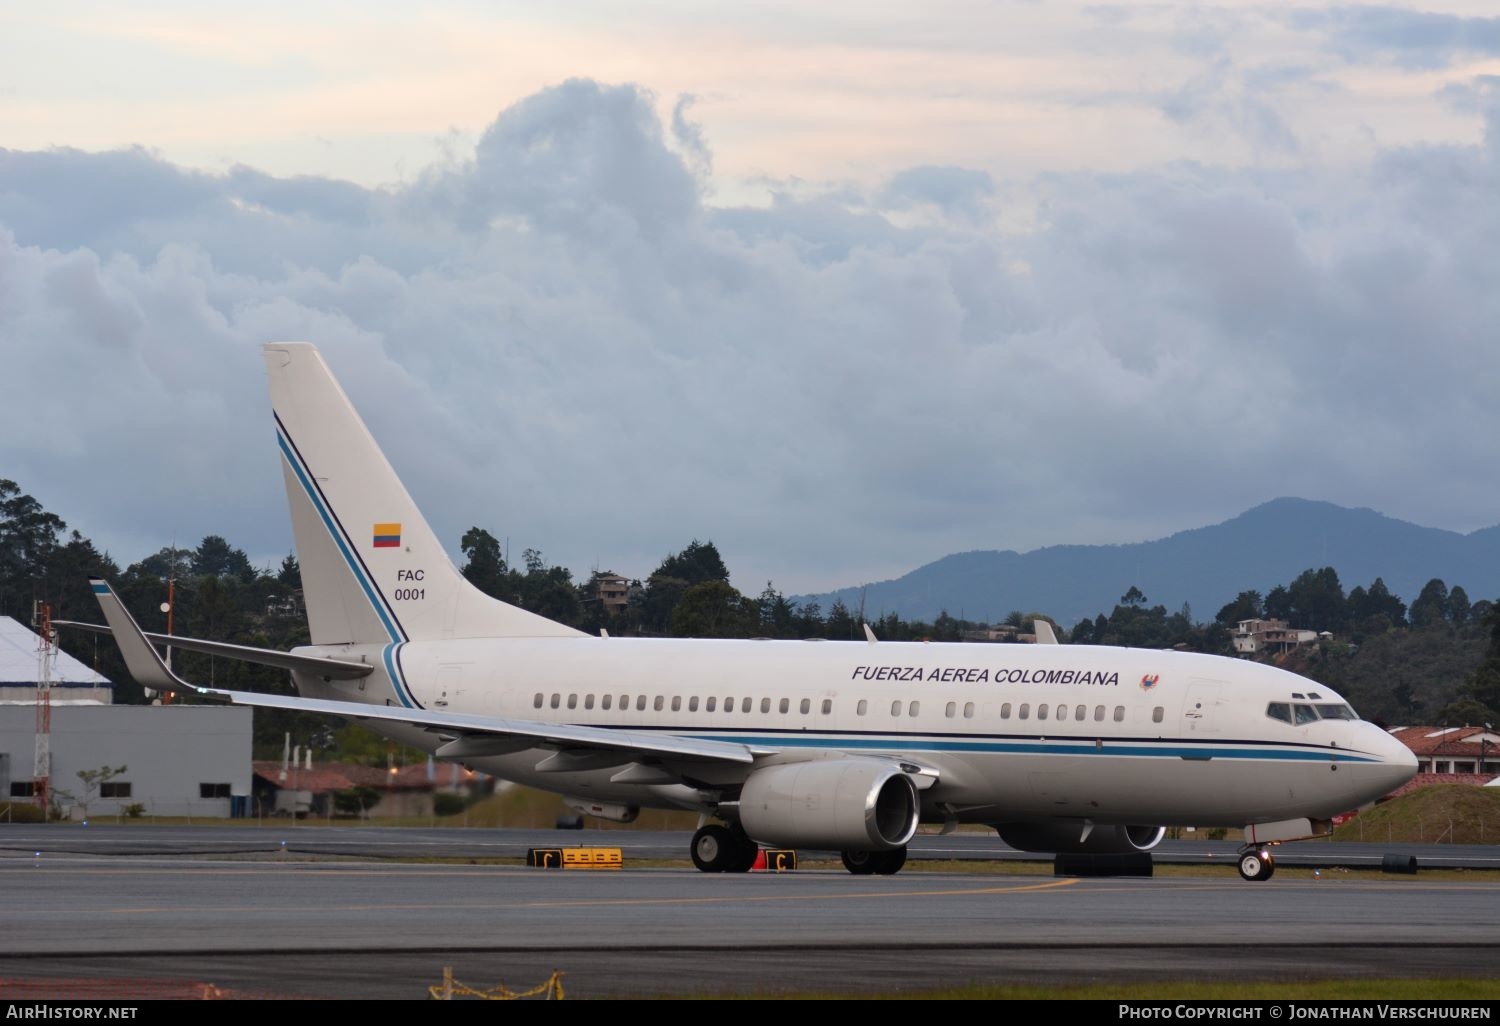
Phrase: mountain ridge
[{"left": 795, "top": 498, "right": 1500, "bottom": 626}]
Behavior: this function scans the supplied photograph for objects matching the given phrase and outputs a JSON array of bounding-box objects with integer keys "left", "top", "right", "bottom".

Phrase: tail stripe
[
  {"left": 275, "top": 417, "right": 406, "bottom": 645},
  {"left": 278, "top": 420, "right": 423, "bottom": 708}
]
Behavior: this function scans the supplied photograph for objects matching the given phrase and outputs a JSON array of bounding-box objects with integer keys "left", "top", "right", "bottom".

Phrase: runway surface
[{"left": 1, "top": 825, "right": 1497, "bottom": 999}]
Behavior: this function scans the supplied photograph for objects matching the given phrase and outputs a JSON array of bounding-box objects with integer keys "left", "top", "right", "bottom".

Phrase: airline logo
[
  {"left": 1140, "top": 674, "right": 1160, "bottom": 691},
  {"left": 373, "top": 523, "right": 402, "bottom": 549}
]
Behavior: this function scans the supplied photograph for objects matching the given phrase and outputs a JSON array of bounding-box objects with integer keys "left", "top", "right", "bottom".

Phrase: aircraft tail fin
[{"left": 264, "top": 343, "right": 584, "bottom": 645}]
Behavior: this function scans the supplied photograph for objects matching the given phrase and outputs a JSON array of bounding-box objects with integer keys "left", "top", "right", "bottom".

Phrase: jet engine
[
  {"left": 994, "top": 822, "right": 1166, "bottom": 854},
  {"left": 739, "top": 759, "right": 919, "bottom": 850}
]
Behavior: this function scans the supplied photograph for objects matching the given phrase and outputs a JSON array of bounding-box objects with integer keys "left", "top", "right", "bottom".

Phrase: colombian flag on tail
[{"left": 373, "top": 523, "right": 402, "bottom": 548}]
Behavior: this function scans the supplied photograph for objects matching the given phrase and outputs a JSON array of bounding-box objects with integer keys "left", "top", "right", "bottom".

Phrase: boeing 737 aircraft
[{"left": 61, "top": 343, "right": 1418, "bottom": 880}]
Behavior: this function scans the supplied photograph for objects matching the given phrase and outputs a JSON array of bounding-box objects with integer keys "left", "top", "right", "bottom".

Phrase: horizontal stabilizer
[{"left": 53, "top": 618, "right": 373, "bottom": 679}]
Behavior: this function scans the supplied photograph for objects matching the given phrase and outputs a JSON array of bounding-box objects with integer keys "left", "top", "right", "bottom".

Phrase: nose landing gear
[{"left": 1237, "top": 847, "right": 1275, "bottom": 881}]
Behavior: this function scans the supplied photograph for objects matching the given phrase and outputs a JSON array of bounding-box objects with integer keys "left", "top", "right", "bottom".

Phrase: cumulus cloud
[
  {"left": 2, "top": 77, "right": 1499, "bottom": 598},
  {"left": 1295, "top": 6, "right": 1500, "bottom": 69},
  {"left": 877, "top": 166, "right": 996, "bottom": 224}
]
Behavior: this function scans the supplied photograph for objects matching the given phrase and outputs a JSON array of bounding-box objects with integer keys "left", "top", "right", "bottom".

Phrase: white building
[{"left": 0, "top": 616, "right": 251, "bottom": 818}]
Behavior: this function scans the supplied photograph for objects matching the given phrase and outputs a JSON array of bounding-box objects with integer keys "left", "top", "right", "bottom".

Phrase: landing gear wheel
[
  {"left": 1238, "top": 849, "right": 1275, "bottom": 881},
  {"left": 725, "top": 822, "right": 759, "bottom": 873},
  {"left": 692, "top": 823, "right": 759, "bottom": 873},
  {"left": 874, "top": 846, "right": 907, "bottom": 875},
  {"left": 841, "top": 847, "right": 908, "bottom": 876},
  {"left": 692, "top": 824, "right": 734, "bottom": 872}
]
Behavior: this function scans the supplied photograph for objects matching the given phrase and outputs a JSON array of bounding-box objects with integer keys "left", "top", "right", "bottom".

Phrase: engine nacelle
[
  {"left": 564, "top": 798, "right": 639, "bottom": 823},
  {"left": 739, "top": 760, "right": 919, "bottom": 851},
  {"left": 994, "top": 821, "right": 1166, "bottom": 854}
]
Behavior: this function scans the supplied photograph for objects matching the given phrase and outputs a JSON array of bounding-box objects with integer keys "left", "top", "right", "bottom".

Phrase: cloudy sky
[{"left": 2, "top": 2, "right": 1498, "bottom": 597}]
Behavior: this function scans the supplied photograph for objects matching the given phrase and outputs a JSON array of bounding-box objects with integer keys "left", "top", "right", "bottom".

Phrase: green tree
[
  {"left": 757, "top": 583, "right": 797, "bottom": 638},
  {"left": 669, "top": 580, "right": 757, "bottom": 638},
  {"left": 1286, "top": 567, "right": 1346, "bottom": 633},
  {"left": 1449, "top": 602, "right": 1500, "bottom": 724},
  {"left": 1215, "top": 590, "right": 1262, "bottom": 628},
  {"left": 277, "top": 553, "right": 301, "bottom": 589},
  {"left": 460, "top": 527, "right": 508, "bottom": 599},
  {"left": 1449, "top": 586, "right": 1473, "bottom": 628},
  {"left": 192, "top": 535, "right": 256, "bottom": 582},
  {"left": 825, "top": 599, "right": 858, "bottom": 640},
  {"left": 53, "top": 764, "right": 127, "bottom": 819},
  {"left": 1409, "top": 578, "right": 1449, "bottom": 630}
]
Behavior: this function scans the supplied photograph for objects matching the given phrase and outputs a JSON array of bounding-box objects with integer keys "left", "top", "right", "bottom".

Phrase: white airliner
[{"left": 63, "top": 343, "right": 1417, "bottom": 881}]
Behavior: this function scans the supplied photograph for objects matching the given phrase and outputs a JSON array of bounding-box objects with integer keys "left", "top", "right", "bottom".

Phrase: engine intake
[
  {"left": 994, "top": 821, "right": 1165, "bottom": 854},
  {"left": 739, "top": 760, "right": 919, "bottom": 850}
]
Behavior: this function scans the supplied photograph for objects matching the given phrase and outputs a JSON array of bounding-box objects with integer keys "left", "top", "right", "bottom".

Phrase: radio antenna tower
[{"left": 31, "top": 601, "right": 54, "bottom": 816}]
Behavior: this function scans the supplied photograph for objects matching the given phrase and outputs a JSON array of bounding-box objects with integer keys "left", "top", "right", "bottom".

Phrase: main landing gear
[
  {"left": 691, "top": 822, "right": 759, "bottom": 873},
  {"left": 1237, "top": 846, "right": 1276, "bottom": 881},
  {"left": 840, "top": 848, "right": 908, "bottom": 875}
]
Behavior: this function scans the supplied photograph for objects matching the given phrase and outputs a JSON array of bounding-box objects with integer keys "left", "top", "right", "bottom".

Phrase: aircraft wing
[{"left": 82, "top": 577, "right": 759, "bottom": 766}]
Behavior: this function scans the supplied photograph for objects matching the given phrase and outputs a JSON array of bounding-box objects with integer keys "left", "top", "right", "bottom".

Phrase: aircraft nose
[{"left": 1368, "top": 727, "right": 1418, "bottom": 793}]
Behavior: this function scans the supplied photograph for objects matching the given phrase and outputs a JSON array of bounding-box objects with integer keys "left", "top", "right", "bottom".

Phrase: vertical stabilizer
[{"left": 264, "top": 343, "right": 584, "bottom": 644}]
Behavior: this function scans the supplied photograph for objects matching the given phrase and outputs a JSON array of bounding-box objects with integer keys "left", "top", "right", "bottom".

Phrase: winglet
[
  {"left": 87, "top": 578, "right": 202, "bottom": 696},
  {"left": 1033, "top": 619, "right": 1060, "bottom": 645},
  {"left": 862, "top": 623, "right": 878, "bottom": 644}
]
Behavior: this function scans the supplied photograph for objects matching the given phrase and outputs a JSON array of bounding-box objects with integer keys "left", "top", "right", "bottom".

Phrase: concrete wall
[{"left": 0, "top": 704, "right": 252, "bottom": 818}]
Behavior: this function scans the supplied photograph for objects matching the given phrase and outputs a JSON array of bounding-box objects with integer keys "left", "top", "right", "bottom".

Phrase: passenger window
[
  {"left": 857, "top": 699, "right": 868, "bottom": 716},
  {"left": 1094, "top": 705, "right": 1105, "bottom": 721},
  {"left": 743, "top": 697, "right": 753, "bottom": 713},
  {"left": 619, "top": 694, "right": 628, "bottom": 710},
  {"left": 725, "top": 697, "right": 734, "bottom": 714},
  {"left": 1266, "top": 702, "right": 1291, "bottom": 724},
  {"left": 821, "top": 699, "right": 832, "bottom": 714},
  {"left": 908, "top": 701, "right": 919, "bottom": 717},
  {"left": 800, "top": 699, "right": 811, "bottom": 714},
  {"left": 1001, "top": 703, "right": 1011, "bottom": 719},
  {"left": 891, "top": 700, "right": 902, "bottom": 716},
  {"left": 706, "top": 697, "right": 717, "bottom": 712},
  {"left": 779, "top": 698, "right": 789, "bottom": 714},
  {"left": 672, "top": 696, "right": 682, "bottom": 712},
  {"left": 1152, "top": 706, "right": 1164, "bottom": 723},
  {"left": 1294, "top": 704, "right": 1319, "bottom": 725},
  {"left": 636, "top": 695, "right": 647, "bottom": 711},
  {"left": 533, "top": 693, "right": 544, "bottom": 709},
  {"left": 585, "top": 694, "right": 595, "bottom": 710},
  {"left": 567, "top": 694, "right": 578, "bottom": 710},
  {"left": 602, "top": 694, "right": 613, "bottom": 711},
  {"left": 1113, "top": 706, "right": 1125, "bottom": 722},
  {"left": 687, "top": 696, "right": 697, "bottom": 712},
  {"left": 1037, "top": 704, "right": 1048, "bottom": 721},
  {"left": 761, "top": 698, "right": 771, "bottom": 713},
  {"left": 1019, "top": 703, "right": 1030, "bottom": 720},
  {"left": 652, "top": 695, "right": 664, "bottom": 712},
  {"left": 1056, "top": 704, "right": 1068, "bottom": 721},
  {"left": 550, "top": 694, "right": 560, "bottom": 709},
  {"left": 945, "top": 701, "right": 956, "bottom": 718},
  {"left": 963, "top": 702, "right": 975, "bottom": 718},
  {"left": 1076, "top": 704, "right": 1087, "bottom": 720}
]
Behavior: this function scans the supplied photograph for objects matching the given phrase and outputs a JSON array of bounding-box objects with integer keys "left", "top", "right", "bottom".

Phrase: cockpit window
[
  {"left": 1291, "top": 693, "right": 1305, "bottom": 699},
  {"left": 1266, "top": 702, "right": 1292, "bottom": 724},
  {"left": 1315, "top": 703, "right": 1356, "bottom": 721},
  {"left": 1293, "top": 704, "right": 1319, "bottom": 725},
  {"left": 1308, "top": 692, "right": 1323, "bottom": 700}
]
